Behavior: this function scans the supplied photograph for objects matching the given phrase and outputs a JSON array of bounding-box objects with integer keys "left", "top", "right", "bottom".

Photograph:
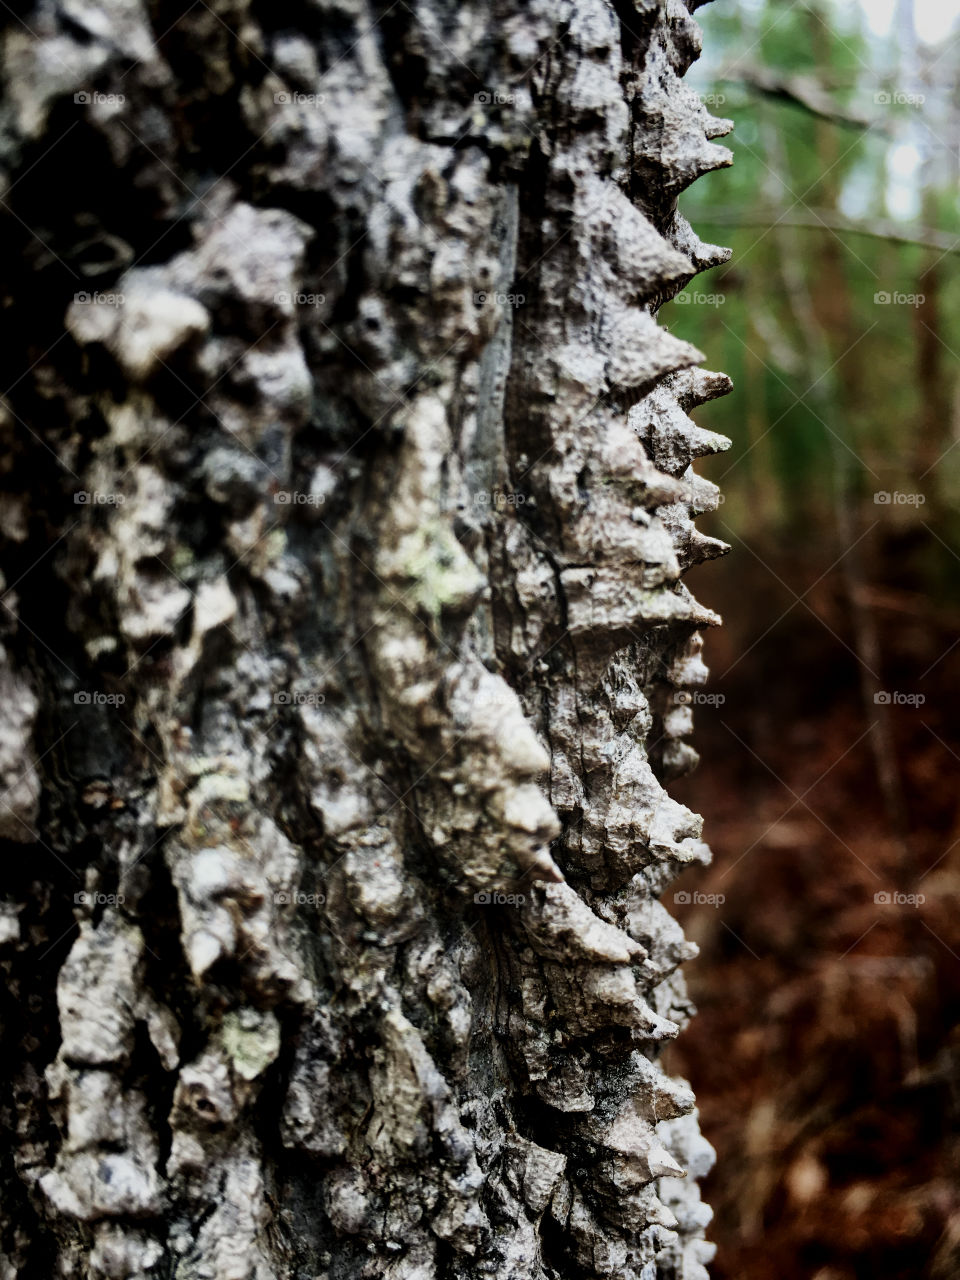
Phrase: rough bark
[{"left": 0, "top": 0, "right": 733, "bottom": 1276}]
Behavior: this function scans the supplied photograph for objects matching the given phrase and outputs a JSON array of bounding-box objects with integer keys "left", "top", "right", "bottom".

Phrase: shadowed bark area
[{"left": 0, "top": 0, "right": 733, "bottom": 1276}]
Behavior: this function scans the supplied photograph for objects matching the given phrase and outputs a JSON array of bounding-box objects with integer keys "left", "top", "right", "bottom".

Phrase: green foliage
[{"left": 666, "top": 0, "right": 960, "bottom": 561}]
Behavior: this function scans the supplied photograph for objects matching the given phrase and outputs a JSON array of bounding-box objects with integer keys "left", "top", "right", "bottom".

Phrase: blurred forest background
[{"left": 662, "top": 0, "right": 960, "bottom": 1276}]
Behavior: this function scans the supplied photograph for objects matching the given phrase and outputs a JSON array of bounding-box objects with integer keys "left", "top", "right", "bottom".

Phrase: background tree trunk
[{"left": 0, "top": 0, "right": 733, "bottom": 1276}]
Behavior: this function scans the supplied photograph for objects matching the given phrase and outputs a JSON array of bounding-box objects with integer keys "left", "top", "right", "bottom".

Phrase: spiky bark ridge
[{"left": 0, "top": 0, "right": 733, "bottom": 1276}]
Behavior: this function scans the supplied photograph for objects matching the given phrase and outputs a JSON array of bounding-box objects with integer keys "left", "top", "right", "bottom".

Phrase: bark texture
[{"left": 0, "top": 0, "right": 733, "bottom": 1276}]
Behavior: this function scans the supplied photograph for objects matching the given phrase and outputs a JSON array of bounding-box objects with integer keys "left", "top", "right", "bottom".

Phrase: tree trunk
[{"left": 0, "top": 0, "right": 733, "bottom": 1276}]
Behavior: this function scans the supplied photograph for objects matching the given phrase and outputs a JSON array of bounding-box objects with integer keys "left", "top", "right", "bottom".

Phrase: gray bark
[{"left": 0, "top": 0, "right": 733, "bottom": 1276}]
